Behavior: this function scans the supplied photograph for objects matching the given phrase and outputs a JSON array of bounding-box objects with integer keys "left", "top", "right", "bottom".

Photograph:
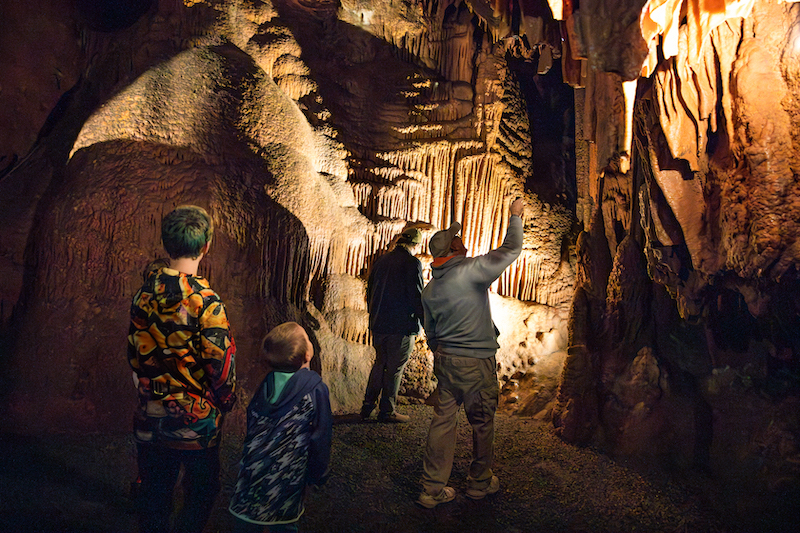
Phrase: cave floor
[{"left": 0, "top": 404, "right": 789, "bottom": 533}]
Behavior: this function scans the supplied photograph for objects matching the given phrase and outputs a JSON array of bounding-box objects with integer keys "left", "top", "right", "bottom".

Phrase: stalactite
[
  {"left": 275, "top": 74, "right": 318, "bottom": 101},
  {"left": 309, "top": 233, "right": 331, "bottom": 283},
  {"left": 366, "top": 142, "right": 573, "bottom": 305},
  {"left": 376, "top": 185, "right": 407, "bottom": 218},
  {"left": 347, "top": 0, "right": 493, "bottom": 87},
  {"left": 654, "top": 19, "right": 744, "bottom": 174},
  {"left": 455, "top": 152, "right": 509, "bottom": 255},
  {"left": 495, "top": 251, "right": 574, "bottom": 307},
  {"left": 393, "top": 123, "right": 446, "bottom": 138},
  {"left": 308, "top": 214, "right": 409, "bottom": 295},
  {"left": 440, "top": 5, "right": 475, "bottom": 83},
  {"left": 320, "top": 273, "right": 370, "bottom": 344},
  {"left": 639, "top": 0, "right": 783, "bottom": 81},
  {"left": 351, "top": 181, "right": 375, "bottom": 218}
]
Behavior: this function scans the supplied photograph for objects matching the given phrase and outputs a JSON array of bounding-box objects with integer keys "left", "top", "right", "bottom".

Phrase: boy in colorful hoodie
[
  {"left": 128, "top": 205, "right": 236, "bottom": 532},
  {"left": 229, "top": 322, "right": 332, "bottom": 533}
]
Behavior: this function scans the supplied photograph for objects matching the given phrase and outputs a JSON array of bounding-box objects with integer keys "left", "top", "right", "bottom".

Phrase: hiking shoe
[
  {"left": 377, "top": 411, "right": 410, "bottom": 423},
  {"left": 465, "top": 475, "right": 499, "bottom": 500},
  {"left": 417, "top": 487, "right": 456, "bottom": 508},
  {"left": 360, "top": 403, "right": 375, "bottom": 420}
]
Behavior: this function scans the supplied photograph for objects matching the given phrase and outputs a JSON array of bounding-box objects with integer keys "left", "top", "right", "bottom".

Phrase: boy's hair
[
  {"left": 263, "top": 322, "right": 309, "bottom": 371},
  {"left": 161, "top": 205, "right": 214, "bottom": 260}
]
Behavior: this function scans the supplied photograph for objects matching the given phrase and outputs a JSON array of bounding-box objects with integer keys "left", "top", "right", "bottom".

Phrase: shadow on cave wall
[
  {"left": 0, "top": 0, "right": 222, "bottom": 368},
  {"left": 1, "top": 138, "right": 315, "bottom": 436}
]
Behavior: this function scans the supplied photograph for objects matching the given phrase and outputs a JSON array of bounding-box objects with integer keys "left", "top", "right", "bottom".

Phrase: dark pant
[
  {"left": 363, "top": 333, "right": 415, "bottom": 415},
  {"left": 136, "top": 442, "right": 221, "bottom": 533}
]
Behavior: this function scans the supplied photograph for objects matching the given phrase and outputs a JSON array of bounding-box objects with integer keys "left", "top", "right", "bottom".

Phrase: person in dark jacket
[
  {"left": 417, "top": 198, "right": 524, "bottom": 509},
  {"left": 229, "top": 322, "right": 332, "bottom": 533},
  {"left": 361, "top": 227, "right": 424, "bottom": 423}
]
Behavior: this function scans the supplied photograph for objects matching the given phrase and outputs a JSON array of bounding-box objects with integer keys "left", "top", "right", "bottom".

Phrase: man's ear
[{"left": 201, "top": 239, "right": 211, "bottom": 255}]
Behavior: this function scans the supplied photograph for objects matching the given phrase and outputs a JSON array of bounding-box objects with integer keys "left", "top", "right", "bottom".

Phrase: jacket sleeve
[
  {"left": 472, "top": 215, "right": 523, "bottom": 286},
  {"left": 199, "top": 299, "right": 237, "bottom": 412},
  {"left": 307, "top": 381, "right": 333, "bottom": 485},
  {"left": 422, "top": 296, "right": 438, "bottom": 352},
  {"left": 127, "top": 288, "right": 152, "bottom": 378},
  {"left": 411, "top": 259, "right": 424, "bottom": 330},
  {"left": 127, "top": 305, "right": 142, "bottom": 377}
]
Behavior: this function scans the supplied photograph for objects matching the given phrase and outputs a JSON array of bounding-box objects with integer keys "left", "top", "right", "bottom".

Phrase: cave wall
[
  {"left": 6, "top": 1, "right": 800, "bottom": 517},
  {"left": 0, "top": 0, "right": 576, "bottom": 432},
  {"left": 524, "top": 0, "right": 800, "bottom": 518}
]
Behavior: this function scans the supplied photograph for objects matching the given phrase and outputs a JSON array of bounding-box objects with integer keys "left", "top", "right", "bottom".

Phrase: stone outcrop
[{"left": 0, "top": 0, "right": 575, "bottom": 432}]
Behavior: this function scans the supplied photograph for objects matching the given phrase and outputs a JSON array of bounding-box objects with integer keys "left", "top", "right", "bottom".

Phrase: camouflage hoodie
[
  {"left": 229, "top": 368, "right": 332, "bottom": 525},
  {"left": 127, "top": 267, "right": 236, "bottom": 449}
]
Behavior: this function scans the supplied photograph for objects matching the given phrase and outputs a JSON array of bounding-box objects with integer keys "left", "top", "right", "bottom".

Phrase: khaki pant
[{"left": 421, "top": 352, "right": 498, "bottom": 495}]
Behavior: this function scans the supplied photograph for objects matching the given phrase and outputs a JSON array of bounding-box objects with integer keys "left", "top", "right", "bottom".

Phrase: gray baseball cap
[{"left": 429, "top": 222, "right": 462, "bottom": 258}]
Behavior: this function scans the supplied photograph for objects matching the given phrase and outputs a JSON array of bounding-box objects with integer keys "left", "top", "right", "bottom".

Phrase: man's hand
[{"left": 510, "top": 198, "right": 524, "bottom": 218}]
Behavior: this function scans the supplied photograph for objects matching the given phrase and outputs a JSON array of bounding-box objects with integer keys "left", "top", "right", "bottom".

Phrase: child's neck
[{"left": 171, "top": 256, "right": 202, "bottom": 276}]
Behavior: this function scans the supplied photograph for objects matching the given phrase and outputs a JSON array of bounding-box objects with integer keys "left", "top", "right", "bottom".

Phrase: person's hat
[
  {"left": 429, "top": 222, "right": 462, "bottom": 258},
  {"left": 399, "top": 227, "right": 422, "bottom": 244}
]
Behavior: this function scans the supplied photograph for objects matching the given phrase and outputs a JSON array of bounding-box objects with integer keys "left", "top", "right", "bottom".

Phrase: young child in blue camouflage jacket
[{"left": 229, "top": 322, "right": 332, "bottom": 533}]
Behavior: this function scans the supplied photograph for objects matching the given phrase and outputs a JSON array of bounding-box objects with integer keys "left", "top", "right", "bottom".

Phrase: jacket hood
[
  {"left": 145, "top": 267, "right": 199, "bottom": 307},
  {"left": 253, "top": 368, "right": 323, "bottom": 418},
  {"left": 430, "top": 255, "right": 466, "bottom": 279}
]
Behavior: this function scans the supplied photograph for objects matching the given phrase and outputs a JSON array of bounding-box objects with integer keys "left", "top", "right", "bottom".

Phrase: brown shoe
[
  {"left": 377, "top": 411, "right": 410, "bottom": 423},
  {"left": 465, "top": 475, "right": 499, "bottom": 500},
  {"left": 417, "top": 487, "right": 455, "bottom": 508}
]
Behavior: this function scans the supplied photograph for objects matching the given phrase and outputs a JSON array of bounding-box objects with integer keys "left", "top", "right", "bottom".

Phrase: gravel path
[
  {"left": 299, "top": 405, "right": 723, "bottom": 533},
  {"left": 0, "top": 404, "right": 740, "bottom": 532}
]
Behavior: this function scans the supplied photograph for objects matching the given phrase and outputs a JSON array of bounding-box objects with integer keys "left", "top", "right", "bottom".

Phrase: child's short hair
[
  {"left": 161, "top": 205, "right": 213, "bottom": 260},
  {"left": 263, "top": 322, "right": 309, "bottom": 371}
]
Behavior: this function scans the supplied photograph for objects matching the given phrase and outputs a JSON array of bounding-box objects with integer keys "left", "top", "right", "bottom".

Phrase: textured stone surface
[
  {"left": 4, "top": 0, "right": 800, "bottom": 510},
  {"left": 0, "top": 0, "right": 575, "bottom": 430}
]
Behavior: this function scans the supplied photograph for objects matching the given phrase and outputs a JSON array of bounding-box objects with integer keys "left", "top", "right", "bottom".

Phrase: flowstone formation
[
  {"left": 0, "top": 0, "right": 575, "bottom": 434},
  {"left": 498, "top": 0, "right": 800, "bottom": 518},
  {"left": 5, "top": 1, "right": 800, "bottom": 522}
]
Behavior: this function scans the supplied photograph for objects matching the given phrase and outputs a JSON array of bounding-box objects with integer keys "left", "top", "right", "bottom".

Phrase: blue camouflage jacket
[{"left": 229, "top": 368, "right": 332, "bottom": 525}]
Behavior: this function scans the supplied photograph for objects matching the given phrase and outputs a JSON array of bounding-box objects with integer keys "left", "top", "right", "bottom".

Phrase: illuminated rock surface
[{"left": 2, "top": 0, "right": 800, "bottom": 528}]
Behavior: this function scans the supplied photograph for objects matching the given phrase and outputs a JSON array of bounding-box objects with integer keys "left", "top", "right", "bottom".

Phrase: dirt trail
[{"left": 0, "top": 404, "right": 745, "bottom": 532}]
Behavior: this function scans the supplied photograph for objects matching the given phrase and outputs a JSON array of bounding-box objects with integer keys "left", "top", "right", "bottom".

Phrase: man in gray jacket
[{"left": 417, "top": 198, "right": 524, "bottom": 509}]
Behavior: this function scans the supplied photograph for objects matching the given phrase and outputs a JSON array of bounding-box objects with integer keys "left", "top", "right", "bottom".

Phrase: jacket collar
[{"left": 432, "top": 253, "right": 465, "bottom": 268}]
